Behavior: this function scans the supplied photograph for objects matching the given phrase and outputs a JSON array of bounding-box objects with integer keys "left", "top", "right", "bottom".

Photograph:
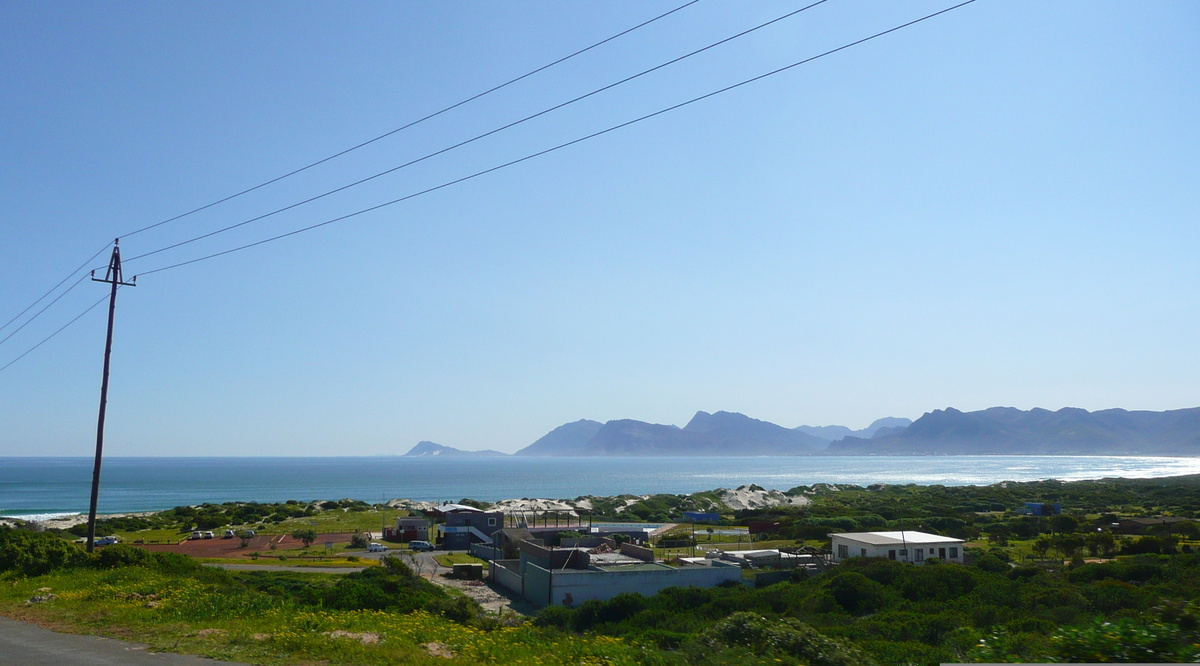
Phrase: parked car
[
  {"left": 409, "top": 540, "right": 434, "bottom": 552},
  {"left": 202, "top": 531, "right": 215, "bottom": 539},
  {"left": 95, "top": 536, "right": 119, "bottom": 546},
  {"left": 243, "top": 530, "right": 256, "bottom": 537},
  {"left": 367, "top": 542, "right": 388, "bottom": 552},
  {"left": 190, "top": 531, "right": 204, "bottom": 540},
  {"left": 223, "top": 530, "right": 235, "bottom": 539}
]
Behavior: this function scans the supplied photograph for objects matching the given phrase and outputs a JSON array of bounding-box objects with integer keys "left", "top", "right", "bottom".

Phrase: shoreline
[{"left": 5, "top": 457, "right": 1199, "bottom": 521}]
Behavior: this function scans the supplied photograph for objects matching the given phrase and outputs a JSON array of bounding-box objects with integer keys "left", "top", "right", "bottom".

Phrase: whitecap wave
[{"left": 0, "top": 512, "right": 81, "bottom": 522}]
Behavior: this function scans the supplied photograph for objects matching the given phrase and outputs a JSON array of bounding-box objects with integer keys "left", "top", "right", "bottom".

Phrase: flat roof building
[{"left": 830, "top": 531, "right": 964, "bottom": 564}]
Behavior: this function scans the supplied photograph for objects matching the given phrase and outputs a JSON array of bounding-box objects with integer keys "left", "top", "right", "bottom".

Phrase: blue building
[
  {"left": 1024, "top": 502, "right": 1062, "bottom": 516},
  {"left": 682, "top": 511, "right": 720, "bottom": 523}
]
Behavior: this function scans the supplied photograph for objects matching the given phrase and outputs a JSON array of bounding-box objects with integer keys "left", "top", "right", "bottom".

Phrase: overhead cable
[
  {"left": 136, "top": 0, "right": 978, "bottom": 278},
  {"left": 0, "top": 273, "right": 90, "bottom": 349},
  {"left": 0, "top": 292, "right": 111, "bottom": 375},
  {"left": 0, "top": 243, "right": 110, "bottom": 337},
  {"left": 121, "top": 0, "right": 832, "bottom": 267},
  {"left": 1, "top": 3, "right": 702, "bottom": 344},
  {"left": 117, "top": 0, "right": 704, "bottom": 241}
]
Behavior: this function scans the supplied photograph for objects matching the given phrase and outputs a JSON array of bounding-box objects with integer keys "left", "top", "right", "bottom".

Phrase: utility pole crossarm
[{"left": 85, "top": 239, "right": 135, "bottom": 554}]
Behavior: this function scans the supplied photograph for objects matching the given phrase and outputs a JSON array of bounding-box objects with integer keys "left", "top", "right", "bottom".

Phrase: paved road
[{"left": 0, "top": 617, "right": 250, "bottom": 666}]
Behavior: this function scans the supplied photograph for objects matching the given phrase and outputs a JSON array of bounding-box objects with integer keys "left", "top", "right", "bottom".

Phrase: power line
[
  {"left": 0, "top": 243, "right": 110, "bottom": 337},
  {"left": 0, "top": 2, "right": 703, "bottom": 348},
  {"left": 136, "top": 0, "right": 979, "bottom": 279},
  {"left": 0, "top": 292, "right": 111, "bottom": 375},
  {"left": 0, "top": 273, "right": 90, "bottom": 349},
  {"left": 116, "top": 0, "right": 704, "bottom": 241},
  {"left": 120, "top": 0, "right": 832, "bottom": 268}
]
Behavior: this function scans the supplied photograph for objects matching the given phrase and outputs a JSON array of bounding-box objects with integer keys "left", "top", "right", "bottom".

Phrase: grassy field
[{"left": 0, "top": 561, "right": 659, "bottom": 665}]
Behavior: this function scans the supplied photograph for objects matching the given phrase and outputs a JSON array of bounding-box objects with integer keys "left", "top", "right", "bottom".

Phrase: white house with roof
[{"left": 830, "top": 531, "right": 964, "bottom": 564}]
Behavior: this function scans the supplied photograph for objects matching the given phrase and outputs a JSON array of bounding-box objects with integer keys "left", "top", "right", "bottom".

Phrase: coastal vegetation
[{"left": 3, "top": 475, "right": 1200, "bottom": 663}]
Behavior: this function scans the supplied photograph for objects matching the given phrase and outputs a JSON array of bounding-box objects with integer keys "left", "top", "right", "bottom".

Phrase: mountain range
[
  {"left": 829, "top": 406, "right": 1200, "bottom": 455},
  {"left": 402, "top": 406, "right": 1200, "bottom": 457}
]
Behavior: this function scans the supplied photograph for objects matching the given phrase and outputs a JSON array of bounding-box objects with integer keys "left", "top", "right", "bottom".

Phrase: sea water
[{"left": 2, "top": 455, "right": 1199, "bottom": 518}]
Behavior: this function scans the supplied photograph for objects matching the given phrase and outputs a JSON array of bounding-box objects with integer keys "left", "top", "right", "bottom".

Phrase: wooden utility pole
[{"left": 86, "top": 239, "right": 135, "bottom": 553}]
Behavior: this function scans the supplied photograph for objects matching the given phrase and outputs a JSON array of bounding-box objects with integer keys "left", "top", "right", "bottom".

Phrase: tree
[
  {"left": 292, "top": 529, "right": 317, "bottom": 548},
  {"left": 1051, "top": 514, "right": 1079, "bottom": 536}
]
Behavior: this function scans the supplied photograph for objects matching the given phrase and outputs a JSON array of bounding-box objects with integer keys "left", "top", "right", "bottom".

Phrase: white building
[{"left": 830, "top": 531, "right": 964, "bottom": 564}]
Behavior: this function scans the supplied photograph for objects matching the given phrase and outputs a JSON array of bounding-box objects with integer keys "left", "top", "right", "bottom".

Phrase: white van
[{"left": 367, "top": 542, "right": 388, "bottom": 553}]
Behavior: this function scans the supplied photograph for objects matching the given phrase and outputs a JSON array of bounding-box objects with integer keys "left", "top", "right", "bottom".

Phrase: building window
[
  {"left": 487, "top": 517, "right": 497, "bottom": 527},
  {"left": 888, "top": 550, "right": 896, "bottom": 560},
  {"left": 860, "top": 548, "right": 867, "bottom": 557},
  {"left": 915, "top": 548, "right": 924, "bottom": 561},
  {"left": 949, "top": 547, "right": 958, "bottom": 559},
  {"left": 837, "top": 544, "right": 849, "bottom": 559}
]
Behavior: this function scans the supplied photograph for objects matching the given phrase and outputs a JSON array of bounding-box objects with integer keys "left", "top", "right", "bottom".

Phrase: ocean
[{"left": 3, "top": 455, "right": 1199, "bottom": 520}]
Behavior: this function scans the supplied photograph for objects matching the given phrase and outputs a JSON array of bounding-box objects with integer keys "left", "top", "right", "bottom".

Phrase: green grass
[
  {"left": 265, "top": 508, "right": 402, "bottom": 535},
  {"left": 108, "top": 528, "right": 189, "bottom": 544},
  {"left": 0, "top": 564, "right": 662, "bottom": 665},
  {"left": 434, "top": 553, "right": 488, "bottom": 569}
]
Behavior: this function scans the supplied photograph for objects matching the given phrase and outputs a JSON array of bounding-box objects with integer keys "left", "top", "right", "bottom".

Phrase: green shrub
[
  {"left": 0, "top": 529, "right": 92, "bottom": 576},
  {"left": 1051, "top": 617, "right": 1200, "bottom": 662},
  {"left": 825, "top": 572, "right": 893, "bottom": 615},
  {"left": 974, "top": 552, "right": 1008, "bottom": 573},
  {"left": 702, "top": 612, "right": 878, "bottom": 666},
  {"left": 533, "top": 604, "right": 574, "bottom": 630},
  {"left": 96, "top": 544, "right": 153, "bottom": 569}
]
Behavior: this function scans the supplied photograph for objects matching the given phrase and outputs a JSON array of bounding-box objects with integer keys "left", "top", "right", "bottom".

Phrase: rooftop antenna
[{"left": 85, "top": 239, "right": 136, "bottom": 553}]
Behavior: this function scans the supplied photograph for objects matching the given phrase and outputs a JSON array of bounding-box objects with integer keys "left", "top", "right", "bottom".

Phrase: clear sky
[{"left": 2, "top": 1, "right": 1197, "bottom": 456}]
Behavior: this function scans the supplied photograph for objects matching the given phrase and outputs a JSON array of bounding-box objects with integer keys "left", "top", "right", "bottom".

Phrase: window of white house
[
  {"left": 838, "top": 544, "right": 849, "bottom": 558},
  {"left": 949, "top": 546, "right": 958, "bottom": 559},
  {"left": 860, "top": 548, "right": 867, "bottom": 557}
]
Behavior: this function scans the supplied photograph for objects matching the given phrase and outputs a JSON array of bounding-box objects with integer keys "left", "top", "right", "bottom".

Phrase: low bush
[
  {"left": 0, "top": 529, "right": 92, "bottom": 576},
  {"left": 700, "top": 612, "right": 878, "bottom": 666}
]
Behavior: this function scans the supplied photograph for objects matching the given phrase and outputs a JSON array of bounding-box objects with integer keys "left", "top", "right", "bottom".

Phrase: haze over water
[{"left": 4, "top": 455, "right": 1199, "bottom": 520}]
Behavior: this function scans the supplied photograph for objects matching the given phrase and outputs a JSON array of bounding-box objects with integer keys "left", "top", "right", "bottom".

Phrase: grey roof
[{"left": 832, "top": 531, "right": 963, "bottom": 546}]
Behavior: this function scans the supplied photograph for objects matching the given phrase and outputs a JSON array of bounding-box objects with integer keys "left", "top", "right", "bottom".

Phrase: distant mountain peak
[{"left": 403, "top": 441, "right": 506, "bottom": 457}]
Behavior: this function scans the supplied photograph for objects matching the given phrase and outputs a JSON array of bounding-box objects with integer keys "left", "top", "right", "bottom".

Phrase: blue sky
[{"left": 2, "top": 1, "right": 1197, "bottom": 456}]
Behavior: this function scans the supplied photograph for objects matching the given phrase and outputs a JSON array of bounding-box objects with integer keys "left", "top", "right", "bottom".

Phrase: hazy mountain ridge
[
  {"left": 794, "top": 417, "right": 914, "bottom": 442},
  {"left": 828, "top": 406, "right": 1200, "bottom": 455},
  {"left": 403, "top": 441, "right": 508, "bottom": 457},
  {"left": 512, "top": 419, "right": 603, "bottom": 457},
  {"left": 404, "top": 407, "right": 1200, "bottom": 457},
  {"left": 513, "top": 411, "right": 901, "bottom": 457}
]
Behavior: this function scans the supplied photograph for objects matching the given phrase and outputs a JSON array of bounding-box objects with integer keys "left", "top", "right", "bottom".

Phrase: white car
[
  {"left": 95, "top": 536, "right": 119, "bottom": 546},
  {"left": 367, "top": 542, "right": 388, "bottom": 553}
]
